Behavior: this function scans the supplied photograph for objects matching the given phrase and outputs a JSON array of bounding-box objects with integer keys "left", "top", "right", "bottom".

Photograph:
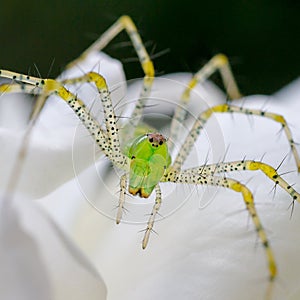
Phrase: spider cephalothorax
[{"left": 127, "top": 133, "right": 171, "bottom": 197}]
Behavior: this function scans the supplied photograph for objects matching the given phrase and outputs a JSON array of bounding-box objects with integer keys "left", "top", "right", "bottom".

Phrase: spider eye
[
  {"left": 149, "top": 138, "right": 153, "bottom": 142},
  {"left": 159, "top": 140, "right": 163, "bottom": 145}
]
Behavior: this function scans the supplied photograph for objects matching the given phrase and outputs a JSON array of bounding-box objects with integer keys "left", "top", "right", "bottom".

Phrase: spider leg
[
  {"left": 49, "top": 71, "right": 126, "bottom": 167},
  {"left": 0, "top": 82, "right": 49, "bottom": 124},
  {"left": 65, "top": 15, "right": 155, "bottom": 137},
  {"left": 171, "top": 103, "right": 300, "bottom": 171},
  {"left": 168, "top": 54, "right": 242, "bottom": 152},
  {"left": 182, "top": 160, "right": 300, "bottom": 204},
  {"left": 116, "top": 174, "right": 127, "bottom": 224},
  {"left": 162, "top": 171, "right": 277, "bottom": 281},
  {"left": 142, "top": 184, "right": 162, "bottom": 249},
  {"left": 0, "top": 83, "right": 42, "bottom": 95},
  {"left": 0, "top": 69, "right": 128, "bottom": 169}
]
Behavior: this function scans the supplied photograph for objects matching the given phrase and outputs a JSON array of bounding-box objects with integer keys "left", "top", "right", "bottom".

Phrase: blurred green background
[{"left": 0, "top": 0, "right": 299, "bottom": 94}]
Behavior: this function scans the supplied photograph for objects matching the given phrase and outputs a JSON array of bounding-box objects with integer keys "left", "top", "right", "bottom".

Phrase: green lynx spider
[{"left": 1, "top": 16, "right": 300, "bottom": 282}]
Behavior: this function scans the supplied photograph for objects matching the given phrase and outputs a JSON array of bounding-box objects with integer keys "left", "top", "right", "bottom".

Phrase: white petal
[
  {"left": 0, "top": 194, "right": 107, "bottom": 300},
  {"left": 2, "top": 47, "right": 300, "bottom": 299},
  {"left": 40, "top": 75, "right": 300, "bottom": 299}
]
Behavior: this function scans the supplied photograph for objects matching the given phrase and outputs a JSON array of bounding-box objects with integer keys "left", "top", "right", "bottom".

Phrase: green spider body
[{"left": 126, "top": 133, "right": 171, "bottom": 198}]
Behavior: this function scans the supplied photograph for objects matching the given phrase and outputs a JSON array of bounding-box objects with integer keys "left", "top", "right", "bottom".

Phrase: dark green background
[{"left": 0, "top": 0, "right": 299, "bottom": 94}]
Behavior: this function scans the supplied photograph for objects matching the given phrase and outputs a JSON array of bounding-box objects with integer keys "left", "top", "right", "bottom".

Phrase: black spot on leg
[
  {"left": 256, "top": 224, "right": 263, "bottom": 232},
  {"left": 263, "top": 241, "right": 269, "bottom": 248}
]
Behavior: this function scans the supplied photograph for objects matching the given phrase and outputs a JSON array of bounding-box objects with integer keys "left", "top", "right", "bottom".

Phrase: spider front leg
[
  {"left": 116, "top": 175, "right": 163, "bottom": 249},
  {"left": 116, "top": 174, "right": 127, "bottom": 224},
  {"left": 162, "top": 171, "right": 277, "bottom": 280},
  {"left": 142, "top": 184, "right": 162, "bottom": 249},
  {"left": 65, "top": 15, "right": 155, "bottom": 136},
  {"left": 171, "top": 103, "right": 300, "bottom": 171}
]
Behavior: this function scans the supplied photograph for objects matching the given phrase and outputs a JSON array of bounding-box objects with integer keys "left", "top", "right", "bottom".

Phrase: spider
[{"left": 0, "top": 15, "right": 299, "bottom": 282}]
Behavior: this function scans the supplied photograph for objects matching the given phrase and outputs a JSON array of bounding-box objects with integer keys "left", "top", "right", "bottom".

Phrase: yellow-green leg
[
  {"left": 168, "top": 54, "right": 242, "bottom": 152},
  {"left": 57, "top": 72, "right": 126, "bottom": 167},
  {"left": 116, "top": 174, "right": 127, "bottom": 224},
  {"left": 142, "top": 184, "right": 162, "bottom": 249},
  {"left": 162, "top": 171, "right": 277, "bottom": 281},
  {"left": 172, "top": 103, "right": 300, "bottom": 171},
  {"left": 65, "top": 15, "right": 155, "bottom": 136},
  {"left": 116, "top": 175, "right": 163, "bottom": 248},
  {"left": 0, "top": 69, "right": 128, "bottom": 169},
  {"left": 0, "top": 83, "right": 42, "bottom": 95},
  {"left": 181, "top": 160, "right": 300, "bottom": 203}
]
